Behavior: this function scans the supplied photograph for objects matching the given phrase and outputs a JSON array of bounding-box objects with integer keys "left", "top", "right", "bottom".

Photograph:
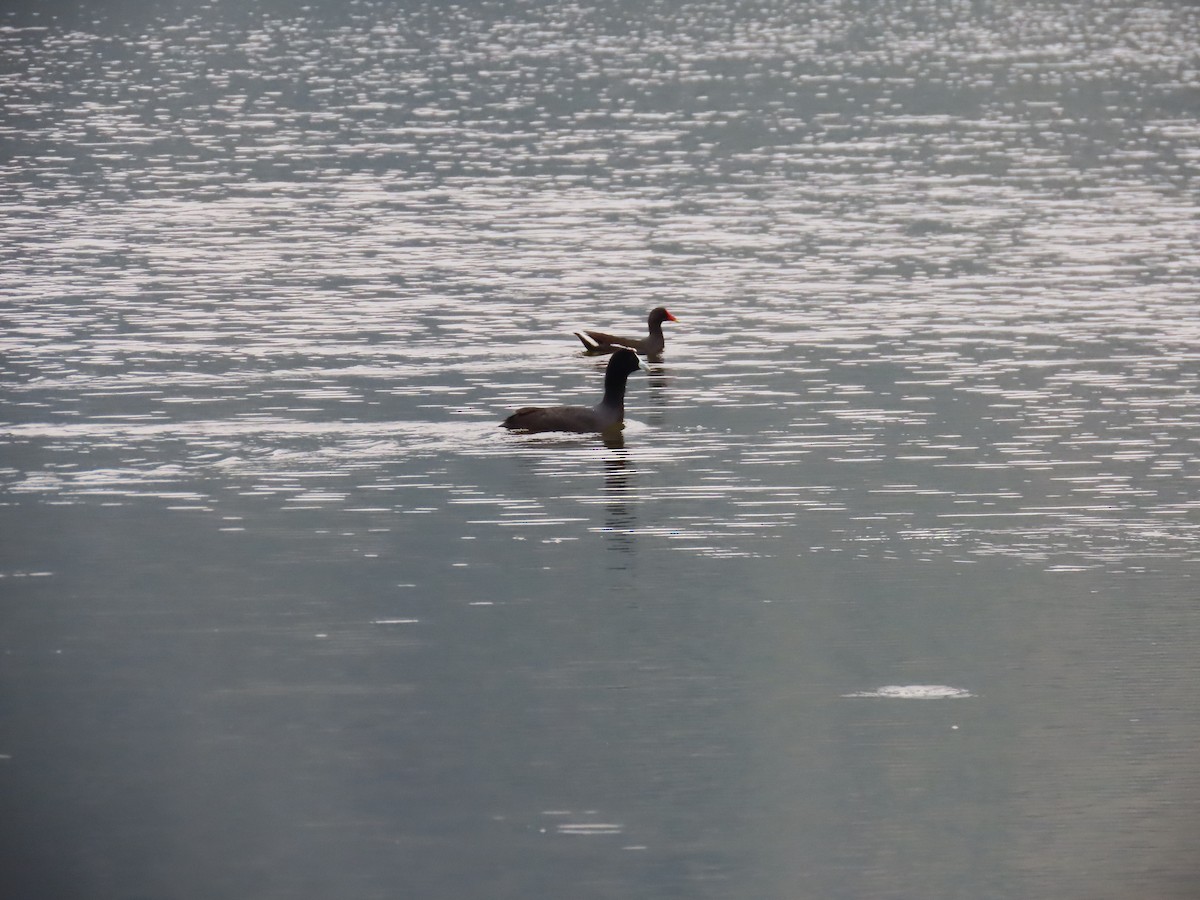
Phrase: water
[{"left": 3, "top": 0, "right": 1200, "bottom": 897}]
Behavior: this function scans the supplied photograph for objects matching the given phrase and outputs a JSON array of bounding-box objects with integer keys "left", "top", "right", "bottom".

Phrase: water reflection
[
  {"left": 600, "top": 449, "right": 636, "bottom": 558},
  {"left": 642, "top": 361, "right": 669, "bottom": 425}
]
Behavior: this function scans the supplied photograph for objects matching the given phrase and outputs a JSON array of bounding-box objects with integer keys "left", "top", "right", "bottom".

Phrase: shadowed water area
[{"left": 3, "top": 0, "right": 1200, "bottom": 897}]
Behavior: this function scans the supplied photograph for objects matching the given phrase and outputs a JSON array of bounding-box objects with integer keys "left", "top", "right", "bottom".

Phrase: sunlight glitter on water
[{"left": 3, "top": 0, "right": 1200, "bottom": 579}]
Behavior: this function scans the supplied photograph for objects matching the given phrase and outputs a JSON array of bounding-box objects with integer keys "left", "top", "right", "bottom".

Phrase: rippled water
[{"left": 3, "top": 1, "right": 1200, "bottom": 897}]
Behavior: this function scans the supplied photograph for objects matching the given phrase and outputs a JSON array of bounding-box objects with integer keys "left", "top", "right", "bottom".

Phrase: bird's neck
[{"left": 600, "top": 368, "right": 629, "bottom": 411}]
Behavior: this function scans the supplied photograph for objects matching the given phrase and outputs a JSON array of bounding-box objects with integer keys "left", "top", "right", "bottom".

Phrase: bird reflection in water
[
  {"left": 643, "top": 360, "right": 668, "bottom": 427},
  {"left": 600, "top": 447, "right": 636, "bottom": 559}
]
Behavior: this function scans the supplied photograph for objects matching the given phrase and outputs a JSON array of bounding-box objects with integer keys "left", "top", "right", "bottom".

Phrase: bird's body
[
  {"left": 501, "top": 405, "right": 616, "bottom": 433},
  {"left": 574, "top": 307, "right": 677, "bottom": 357},
  {"left": 502, "top": 348, "right": 642, "bottom": 434}
]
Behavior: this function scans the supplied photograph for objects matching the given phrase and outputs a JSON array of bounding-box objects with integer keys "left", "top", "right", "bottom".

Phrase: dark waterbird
[
  {"left": 573, "top": 306, "right": 678, "bottom": 357},
  {"left": 502, "top": 348, "right": 642, "bottom": 434}
]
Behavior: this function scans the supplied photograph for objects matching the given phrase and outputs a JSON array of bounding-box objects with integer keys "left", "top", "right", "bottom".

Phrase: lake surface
[{"left": 3, "top": 0, "right": 1200, "bottom": 897}]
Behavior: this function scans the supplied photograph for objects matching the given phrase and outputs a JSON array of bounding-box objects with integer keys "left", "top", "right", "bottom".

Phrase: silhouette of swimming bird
[
  {"left": 573, "top": 307, "right": 677, "bottom": 356},
  {"left": 501, "top": 349, "right": 642, "bottom": 434}
]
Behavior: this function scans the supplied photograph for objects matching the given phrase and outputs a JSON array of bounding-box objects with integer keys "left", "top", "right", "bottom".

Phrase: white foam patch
[
  {"left": 842, "top": 685, "right": 973, "bottom": 699},
  {"left": 557, "top": 823, "right": 624, "bottom": 835}
]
